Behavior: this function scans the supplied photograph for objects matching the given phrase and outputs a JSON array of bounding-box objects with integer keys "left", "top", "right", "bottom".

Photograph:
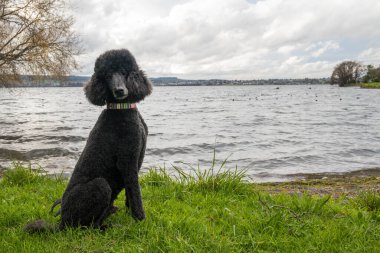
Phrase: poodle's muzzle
[{"left": 111, "top": 73, "right": 128, "bottom": 99}]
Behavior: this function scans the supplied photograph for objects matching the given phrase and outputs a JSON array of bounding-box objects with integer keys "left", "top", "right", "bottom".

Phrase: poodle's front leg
[
  {"left": 124, "top": 195, "right": 130, "bottom": 208},
  {"left": 124, "top": 170, "right": 145, "bottom": 220},
  {"left": 117, "top": 156, "right": 145, "bottom": 221}
]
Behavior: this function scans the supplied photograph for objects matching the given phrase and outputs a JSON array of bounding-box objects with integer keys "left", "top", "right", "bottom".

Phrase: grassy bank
[
  {"left": 360, "top": 82, "right": 380, "bottom": 89},
  {"left": 1, "top": 164, "right": 380, "bottom": 252}
]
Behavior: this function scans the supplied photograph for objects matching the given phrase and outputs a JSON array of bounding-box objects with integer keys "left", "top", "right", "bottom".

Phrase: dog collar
[{"left": 107, "top": 103, "right": 137, "bottom": 110}]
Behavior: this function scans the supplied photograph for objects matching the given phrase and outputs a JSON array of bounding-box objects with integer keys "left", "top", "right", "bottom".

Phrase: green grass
[
  {"left": 1, "top": 163, "right": 380, "bottom": 252},
  {"left": 360, "top": 82, "right": 380, "bottom": 88}
]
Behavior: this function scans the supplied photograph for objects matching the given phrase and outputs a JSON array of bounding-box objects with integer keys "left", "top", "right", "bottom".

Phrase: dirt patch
[{"left": 259, "top": 176, "right": 380, "bottom": 198}]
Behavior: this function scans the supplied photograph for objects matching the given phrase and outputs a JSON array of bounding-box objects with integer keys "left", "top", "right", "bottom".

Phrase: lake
[{"left": 0, "top": 85, "right": 379, "bottom": 182}]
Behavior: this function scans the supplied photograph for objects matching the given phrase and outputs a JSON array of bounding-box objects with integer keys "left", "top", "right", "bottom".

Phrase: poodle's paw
[
  {"left": 99, "top": 224, "right": 111, "bottom": 231},
  {"left": 132, "top": 211, "right": 146, "bottom": 221}
]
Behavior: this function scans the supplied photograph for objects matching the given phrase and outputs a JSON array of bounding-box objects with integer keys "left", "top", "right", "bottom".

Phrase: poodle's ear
[
  {"left": 84, "top": 75, "right": 107, "bottom": 106},
  {"left": 127, "top": 70, "right": 153, "bottom": 101}
]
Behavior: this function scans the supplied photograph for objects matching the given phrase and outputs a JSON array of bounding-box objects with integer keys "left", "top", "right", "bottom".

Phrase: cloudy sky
[{"left": 70, "top": 0, "right": 380, "bottom": 79}]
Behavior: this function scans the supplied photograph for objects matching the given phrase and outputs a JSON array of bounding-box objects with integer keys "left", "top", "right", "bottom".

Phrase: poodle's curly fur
[
  {"left": 25, "top": 49, "right": 152, "bottom": 232},
  {"left": 84, "top": 49, "right": 152, "bottom": 106}
]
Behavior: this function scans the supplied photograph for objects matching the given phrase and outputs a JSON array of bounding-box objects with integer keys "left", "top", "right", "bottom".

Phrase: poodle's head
[{"left": 84, "top": 49, "right": 153, "bottom": 106}]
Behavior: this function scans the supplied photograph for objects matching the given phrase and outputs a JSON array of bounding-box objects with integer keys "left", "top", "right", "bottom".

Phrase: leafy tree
[
  {"left": 0, "top": 0, "right": 80, "bottom": 87},
  {"left": 330, "top": 61, "right": 364, "bottom": 86},
  {"left": 363, "top": 64, "right": 380, "bottom": 83}
]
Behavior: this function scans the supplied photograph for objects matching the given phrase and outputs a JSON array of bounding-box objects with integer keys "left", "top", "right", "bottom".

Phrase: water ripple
[{"left": 1, "top": 85, "right": 379, "bottom": 182}]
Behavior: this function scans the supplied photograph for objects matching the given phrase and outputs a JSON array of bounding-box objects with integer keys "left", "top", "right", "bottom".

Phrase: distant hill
[
  {"left": 67, "top": 76, "right": 90, "bottom": 82},
  {"left": 150, "top": 77, "right": 179, "bottom": 84},
  {"left": 150, "top": 77, "right": 330, "bottom": 86},
  {"left": 13, "top": 75, "right": 90, "bottom": 87}
]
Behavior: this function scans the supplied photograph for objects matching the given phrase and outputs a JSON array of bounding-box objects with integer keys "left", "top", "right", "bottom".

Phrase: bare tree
[
  {"left": 330, "top": 61, "right": 364, "bottom": 86},
  {"left": 0, "top": 0, "right": 80, "bottom": 87}
]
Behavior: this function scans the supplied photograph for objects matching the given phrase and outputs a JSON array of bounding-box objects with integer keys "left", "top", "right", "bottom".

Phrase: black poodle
[{"left": 25, "top": 49, "right": 152, "bottom": 232}]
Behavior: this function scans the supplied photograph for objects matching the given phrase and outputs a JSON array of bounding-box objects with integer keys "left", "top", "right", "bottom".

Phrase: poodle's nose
[{"left": 115, "top": 89, "right": 125, "bottom": 97}]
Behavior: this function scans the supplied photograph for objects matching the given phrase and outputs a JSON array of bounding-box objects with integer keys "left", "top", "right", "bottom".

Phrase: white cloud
[
  {"left": 277, "top": 45, "right": 296, "bottom": 54},
  {"left": 358, "top": 48, "right": 380, "bottom": 66},
  {"left": 69, "top": 0, "right": 380, "bottom": 79},
  {"left": 307, "top": 41, "right": 340, "bottom": 58}
]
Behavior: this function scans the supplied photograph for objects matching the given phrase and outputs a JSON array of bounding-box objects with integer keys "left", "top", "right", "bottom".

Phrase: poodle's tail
[
  {"left": 24, "top": 220, "right": 59, "bottom": 233},
  {"left": 50, "top": 198, "right": 62, "bottom": 217},
  {"left": 24, "top": 199, "right": 63, "bottom": 233}
]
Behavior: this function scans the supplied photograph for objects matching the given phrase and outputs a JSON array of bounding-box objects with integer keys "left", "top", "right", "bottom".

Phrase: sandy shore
[{"left": 259, "top": 168, "right": 380, "bottom": 197}]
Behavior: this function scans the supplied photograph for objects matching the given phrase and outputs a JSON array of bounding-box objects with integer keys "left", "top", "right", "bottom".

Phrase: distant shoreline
[
  {"left": 5, "top": 83, "right": 331, "bottom": 88},
  {"left": 1, "top": 76, "right": 330, "bottom": 88}
]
